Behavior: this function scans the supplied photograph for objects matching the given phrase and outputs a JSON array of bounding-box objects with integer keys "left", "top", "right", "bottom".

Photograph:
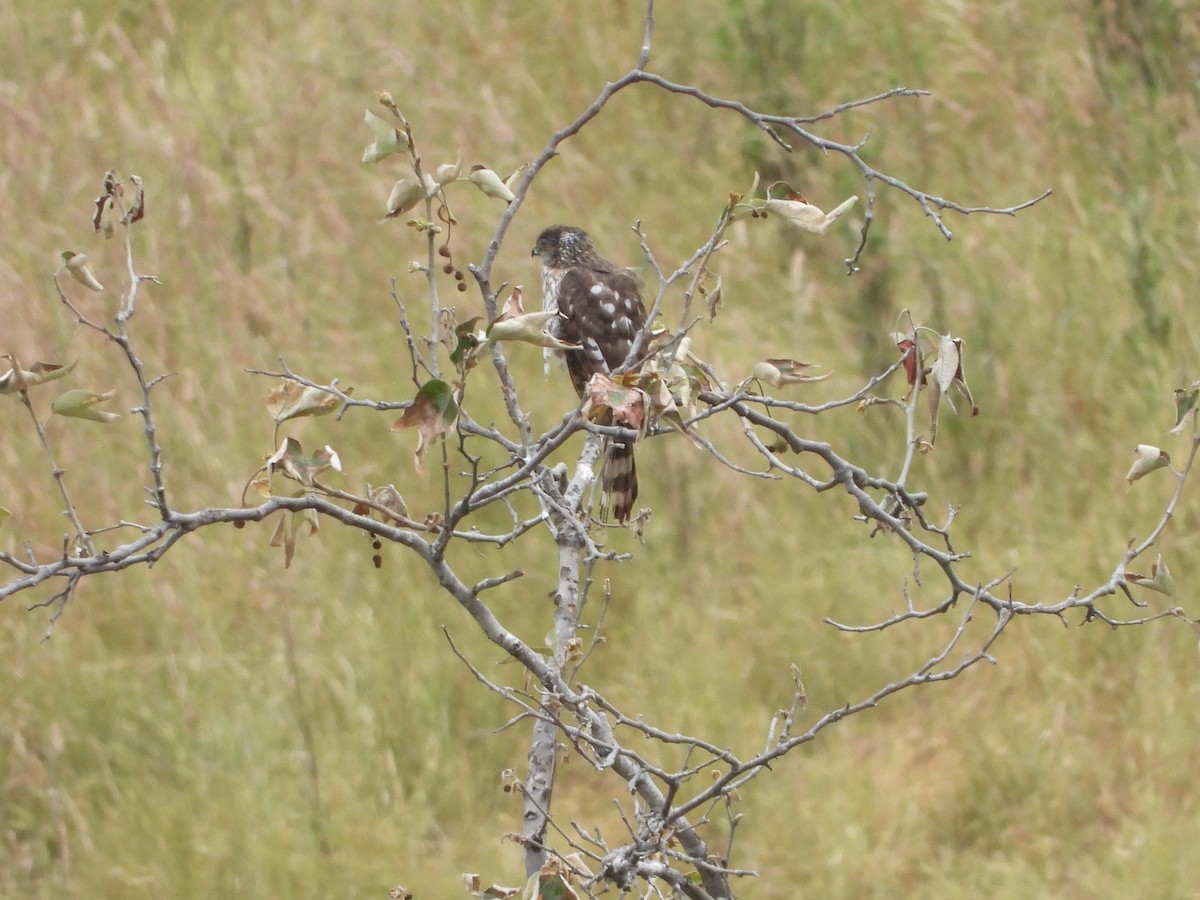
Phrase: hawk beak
[{"left": 530, "top": 246, "right": 538, "bottom": 257}]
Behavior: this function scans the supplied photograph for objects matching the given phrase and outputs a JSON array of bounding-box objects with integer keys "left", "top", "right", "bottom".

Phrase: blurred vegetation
[{"left": 2, "top": 0, "right": 1199, "bottom": 896}]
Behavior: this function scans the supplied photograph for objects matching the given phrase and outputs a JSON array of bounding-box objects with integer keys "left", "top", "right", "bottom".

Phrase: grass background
[{"left": 2, "top": 0, "right": 1200, "bottom": 896}]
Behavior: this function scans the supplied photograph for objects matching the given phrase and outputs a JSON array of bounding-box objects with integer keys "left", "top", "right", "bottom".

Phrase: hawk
[{"left": 532, "top": 225, "right": 648, "bottom": 523}]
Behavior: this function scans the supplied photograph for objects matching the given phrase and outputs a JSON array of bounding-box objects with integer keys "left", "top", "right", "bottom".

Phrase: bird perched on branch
[{"left": 532, "top": 225, "right": 648, "bottom": 523}]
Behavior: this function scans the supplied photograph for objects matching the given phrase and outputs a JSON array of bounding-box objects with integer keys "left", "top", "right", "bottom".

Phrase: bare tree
[{"left": 2, "top": 4, "right": 1193, "bottom": 898}]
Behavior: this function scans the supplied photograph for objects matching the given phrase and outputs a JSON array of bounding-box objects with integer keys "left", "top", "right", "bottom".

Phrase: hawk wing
[{"left": 554, "top": 263, "right": 647, "bottom": 396}]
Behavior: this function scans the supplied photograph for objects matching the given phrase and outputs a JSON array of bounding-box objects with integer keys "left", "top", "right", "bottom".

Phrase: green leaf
[
  {"left": 450, "top": 316, "right": 484, "bottom": 370},
  {"left": 418, "top": 379, "right": 458, "bottom": 423},
  {"left": 50, "top": 389, "right": 121, "bottom": 423},
  {"left": 390, "top": 379, "right": 459, "bottom": 473},
  {"left": 1126, "top": 554, "right": 1176, "bottom": 597}
]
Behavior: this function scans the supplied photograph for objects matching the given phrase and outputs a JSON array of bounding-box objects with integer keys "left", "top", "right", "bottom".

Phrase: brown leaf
[
  {"left": 92, "top": 169, "right": 121, "bottom": 237},
  {"left": 266, "top": 381, "right": 343, "bottom": 423},
  {"left": 269, "top": 508, "right": 319, "bottom": 568},
  {"left": 122, "top": 174, "right": 145, "bottom": 225}
]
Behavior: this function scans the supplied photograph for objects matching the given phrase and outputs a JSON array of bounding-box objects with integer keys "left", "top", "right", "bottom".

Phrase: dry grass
[{"left": 2, "top": 0, "right": 1200, "bottom": 897}]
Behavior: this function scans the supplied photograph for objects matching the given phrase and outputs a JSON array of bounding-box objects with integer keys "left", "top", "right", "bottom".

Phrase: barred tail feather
[{"left": 602, "top": 439, "right": 638, "bottom": 524}]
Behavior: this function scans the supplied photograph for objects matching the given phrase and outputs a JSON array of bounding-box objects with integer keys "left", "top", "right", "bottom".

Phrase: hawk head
[{"left": 531, "top": 225, "right": 598, "bottom": 268}]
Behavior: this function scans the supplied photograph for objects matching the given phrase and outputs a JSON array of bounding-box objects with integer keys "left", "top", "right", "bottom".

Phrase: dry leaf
[
  {"left": 266, "top": 381, "right": 343, "bottom": 422},
  {"left": 362, "top": 108, "right": 410, "bottom": 163},
  {"left": 1170, "top": 382, "right": 1200, "bottom": 435},
  {"left": 1125, "top": 554, "right": 1176, "bottom": 596},
  {"left": 269, "top": 508, "right": 319, "bottom": 568},
  {"left": 468, "top": 164, "right": 515, "bottom": 202},
  {"left": 122, "top": 174, "right": 145, "bottom": 225},
  {"left": 765, "top": 188, "right": 857, "bottom": 234},
  {"left": 267, "top": 437, "right": 342, "bottom": 486},
  {"left": 750, "top": 358, "right": 832, "bottom": 388},
  {"left": 61, "top": 251, "right": 104, "bottom": 292},
  {"left": 0, "top": 358, "right": 78, "bottom": 394},
  {"left": 383, "top": 179, "right": 424, "bottom": 220},
  {"left": 925, "top": 334, "right": 978, "bottom": 445},
  {"left": 1126, "top": 444, "right": 1170, "bottom": 484}
]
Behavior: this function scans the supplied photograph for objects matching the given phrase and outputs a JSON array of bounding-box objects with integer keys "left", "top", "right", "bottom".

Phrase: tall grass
[{"left": 2, "top": 0, "right": 1199, "bottom": 896}]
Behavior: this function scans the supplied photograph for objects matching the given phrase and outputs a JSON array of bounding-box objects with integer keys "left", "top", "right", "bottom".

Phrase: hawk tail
[{"left": 602, "top": 439, "right": 638, "bottom": 524}]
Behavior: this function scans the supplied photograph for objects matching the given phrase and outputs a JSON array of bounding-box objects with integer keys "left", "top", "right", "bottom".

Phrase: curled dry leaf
[
  {"left": 460, "top": 872, "right": 519, "bottom": 898},
  {"left": 925, "top": 334, "right": 978, "bottom": 445},
  {"left": 467, "top": 164, "right": 515, "bottom": 202},
  {"left": 485, "top": 285, "right": 576, "bottom": 350},
  {"left": 434, "top": 158, "right": 461, "bottom": 184},
  {"left": 390, "top": 379, "right": 458, "bottom": 473},
  {"left": 420, "top": 172, "right": 439, "bottom": 199},
  {"left": 61, "top": 251, "right": 104, "bottom": 292},
  {"left": 267, "top": 437, "right": 342, "bottom": 486},
  {"left": 383, "top": 179, "right": 424, "bottom": 220},
  {"left": 362, "top": 108, "right": 410, "bottom": 163},
  {"left": 50, "top": 389, "right": 121, "bottom": 423},
  {"left": 487, "top": 311, "right": 571, "bottom": 349},
  {"left": 269, "top": 507, "right": 319, "bottom": 568},
  {"left": 1170, "top": 381, "right": 1200, "bottom": 435},
  {"left": 500, "top": 284, "right": 526, "bottom": 319},
  {"left": 644, "top": 371, "right": 704, "bottom": 450},
  {"left": 892, "top": 330, "right": 923, "bottom": 389},
  {"left": 93, "top": 169, "right": 120, "bottom": 236},
  {"left": 365, "top": 484, "right": 408, "bottom": 523},
  {"left": 699, "top": 270, "right": 724, "bottom": 321},
  {"left": 888, "top": 328, "right": 921, "bottom": 391},
  {"left": 1125, "top": 554, "right": 1176, "bottom": 597},
  {"left": 503, "top": 163, "right": 529, "bottom": 195},
  {"left": 1126, "top": 443, "right": 1171, "bottom": 484},
  {"left": 266, "top": 381, "right": 343, "bottom": 423},
  {"left": 765, "top": 185, "right": 857, "bottom": 234},
  {"left": 0, "top": 358, "right": 78, "bottom": 394},
  {"left": 750, "top": 358, "right": 832, "bottom": 388},
  {"left": 122, "top": 174, "right": 145, "bottom": 225}
]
